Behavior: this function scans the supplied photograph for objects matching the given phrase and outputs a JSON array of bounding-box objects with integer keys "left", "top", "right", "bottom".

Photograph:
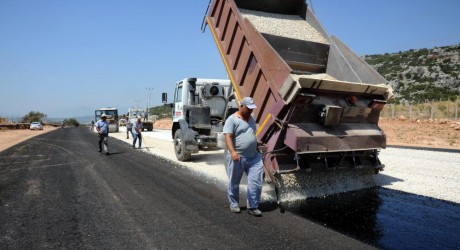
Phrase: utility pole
[{"left": 146, "top": 87, "right": 153, "bottom": 121}]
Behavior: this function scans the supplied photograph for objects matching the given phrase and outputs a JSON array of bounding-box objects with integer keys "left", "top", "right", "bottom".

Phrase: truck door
[{"left": 173, "top": 82, "right": 184, "bottom": 121}]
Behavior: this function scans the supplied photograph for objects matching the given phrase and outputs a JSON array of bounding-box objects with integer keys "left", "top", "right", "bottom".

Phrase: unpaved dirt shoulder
[
  {"left": 0, "top": 126, "right": 58, "bottom": 153},
  {"left": 379, "top": 118, "right": 460, "bottom": 149}
]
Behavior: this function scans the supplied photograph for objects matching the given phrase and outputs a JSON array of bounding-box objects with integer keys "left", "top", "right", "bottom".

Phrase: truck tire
[{"left": 174, "top": 129, "right": 191, "bottom": 161}]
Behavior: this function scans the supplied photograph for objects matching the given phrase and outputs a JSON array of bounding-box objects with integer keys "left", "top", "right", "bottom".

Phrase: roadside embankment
[{"left": 0, "top": 126, "right": 57, "bottom": 152}]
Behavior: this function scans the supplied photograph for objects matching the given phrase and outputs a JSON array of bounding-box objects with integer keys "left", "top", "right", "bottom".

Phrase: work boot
[
  {"left": 230, "top": 206, "right": 241, "bottom": 213},
  {"left": 248, "top": 208, "right": 262, "bottom": 217}
]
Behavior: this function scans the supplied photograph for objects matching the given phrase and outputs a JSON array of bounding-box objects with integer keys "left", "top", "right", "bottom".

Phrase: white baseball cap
[{"left": 240, "top": 97, "right": 257, "bottom": 109}]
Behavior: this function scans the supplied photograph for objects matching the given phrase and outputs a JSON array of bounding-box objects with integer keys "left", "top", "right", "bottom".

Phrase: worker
[
  {"left": 223, "top": 96, "right": 264, "bottom": 216},
  {"left": 126, "top": 117, "right": 132, "bottom": 139},
  {"left": 90, "top": 120, "right": 95, "bottom": 131},
  {"left": 95, "top": 114, "right": 110, "bottom": 155},
  {"left": 132, "top": 116, "right": 143, "bottom": 149}
]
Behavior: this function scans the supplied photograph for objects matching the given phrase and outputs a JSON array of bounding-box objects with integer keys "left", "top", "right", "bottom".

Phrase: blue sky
[{"left": 1, "top": 0, "right": 459, "bottom": 118}]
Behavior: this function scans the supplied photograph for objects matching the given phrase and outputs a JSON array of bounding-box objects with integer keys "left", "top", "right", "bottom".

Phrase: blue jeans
[
  {"left": 132, "top": 133, "right": 142, "bottom": 148},
  {"left": 98, "top": 134, "right": 108, "bottom": 152},
  {"left": 127, "top": 128, "right": 132, "bottom": 139},
  {"left": 227, "top": 152, "right": 264, "bottom": 209}
]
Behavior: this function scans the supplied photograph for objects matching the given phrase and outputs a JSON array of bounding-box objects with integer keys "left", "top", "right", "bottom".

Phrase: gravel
[
  {"left": 240, "top": 8, "right": 329, "bottom": 44},
  {"left": 278, "top": 169, "right": 377, "bottom": 202},
  {"left": 292, "top": 73, "right": 338, "bottom": 81},
  {"left": 377, "top": 147, "right": 460, "bottom": 203},
  {"left": 109, "top": 127, "right": 460, "bottom": 204}
]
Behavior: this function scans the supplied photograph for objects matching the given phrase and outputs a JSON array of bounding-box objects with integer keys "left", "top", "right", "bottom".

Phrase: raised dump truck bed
[{"left": 206, "top": 0, "right": 393, "bottom": 198}]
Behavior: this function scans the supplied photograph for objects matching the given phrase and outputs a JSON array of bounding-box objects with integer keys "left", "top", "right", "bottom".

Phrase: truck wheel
[{"left": 174, "top": 129, "right": 190, "bottom": 161}]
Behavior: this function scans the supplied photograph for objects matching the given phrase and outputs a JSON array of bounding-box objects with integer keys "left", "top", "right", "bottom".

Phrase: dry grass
[{"left": 379, "top": 118, "right": 460, "bottom": 149}]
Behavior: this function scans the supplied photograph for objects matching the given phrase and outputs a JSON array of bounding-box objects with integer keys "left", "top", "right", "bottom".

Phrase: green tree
[
  {"left": 21, "top": 111, "right": 47, "bottom": 123},
  {"left": 149, "top": 105, "right": 173, "bottom": 119},
  {"left": 63, "top": 118, "right": 80, "bottom": 127}
]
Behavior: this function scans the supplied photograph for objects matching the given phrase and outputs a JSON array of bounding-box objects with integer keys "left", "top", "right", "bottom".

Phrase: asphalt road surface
[{"left": 0, "top": 127, "right": 373, "bottom": 249}]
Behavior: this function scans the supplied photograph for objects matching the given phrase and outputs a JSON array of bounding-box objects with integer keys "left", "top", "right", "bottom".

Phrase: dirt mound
[
  {"left": 379, "top": 118, "right": 459, "bottom": 149},
  {"left": 154, "top": 118, "right": 172, "bottom": 129}
]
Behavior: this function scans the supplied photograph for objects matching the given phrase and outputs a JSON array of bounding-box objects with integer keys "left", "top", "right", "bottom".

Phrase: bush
[
  {"left": 63, "top": 118, "right": 80, "bottom": 127},
  {"left": 21, "top": 111, "right": 47, "bottom": 123},
  {"left": 149, "top": 105, "right": 172, "bottom": 119}
]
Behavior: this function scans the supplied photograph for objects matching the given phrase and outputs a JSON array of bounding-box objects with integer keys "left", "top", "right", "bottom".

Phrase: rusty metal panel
[
  {"left": 222, "top": 12, "right": 236, "bottom": 50},
  {"left": 207, "top": 0, "right": 291, "bottom": 128},
  {"left": 285, "top": 123, "right": 386, "bottom": 153},
  {"left": 215, "top": 0, "right": 225, "bottom": 29},
  {"left": 241, "top": 55, "right": 259, "bottom": 89},
  {"left": 235, "top": 39, "right": 252, "bottom": 85},
  {"left": 219, "top": 2, "right": 231, "bottom": 38},
  {"left": 228, "top": 27, "right": 244, "bottom": 70}
]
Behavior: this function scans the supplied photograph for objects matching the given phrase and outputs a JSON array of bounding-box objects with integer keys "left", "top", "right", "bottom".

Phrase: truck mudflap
[{"left": 178, "top": 119, "right": 200, "bottom": 152}]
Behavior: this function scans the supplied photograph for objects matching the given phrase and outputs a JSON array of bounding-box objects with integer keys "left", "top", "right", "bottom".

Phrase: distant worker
[
  {"left": 132, "top": 116, "right": 143, "bottom": 149},
  {"left": 223, "top": 97, "right": 264, "bottom": 217},
  {"left": 91, "top": 120, "right": 95, "bottom": 131},
  {"left": 95, "top": 114, "right": 110, "bottom": 155},
  {"left": 126, "top": 118, "right": 132, "bottom": 139}
]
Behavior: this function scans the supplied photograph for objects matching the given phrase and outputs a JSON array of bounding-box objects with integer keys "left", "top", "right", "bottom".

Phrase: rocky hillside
[{"left": 363, "top": 44, "right": 460, "bottom": 102}]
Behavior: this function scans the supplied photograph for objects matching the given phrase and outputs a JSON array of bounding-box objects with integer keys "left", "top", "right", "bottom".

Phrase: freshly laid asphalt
[{"left": 0, "top": 127, "right": 374, "bottom": 249}]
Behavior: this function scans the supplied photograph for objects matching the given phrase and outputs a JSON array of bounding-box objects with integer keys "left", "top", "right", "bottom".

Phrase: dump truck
[
  {"left": 204, "top": 0, "right": 393, "bottom": 200},
  {"left": 162, "top": 78, "right": 235, "bottom": 161},
  {"left": 128, "top": 108, "right": 154, "bottom": 131}
]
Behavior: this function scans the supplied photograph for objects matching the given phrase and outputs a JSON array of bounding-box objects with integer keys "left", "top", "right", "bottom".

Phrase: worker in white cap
[
  {"left": 223, "top": 96, "right": 264, "bottom": 217},
  {"left": 95, "top": 114, "right": 110, "bottom": 155},
  {"left": 132, "top": 116, "right": 143, "bottom": 149}
]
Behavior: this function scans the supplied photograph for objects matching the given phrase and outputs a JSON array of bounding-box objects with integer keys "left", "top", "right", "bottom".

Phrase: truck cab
[{"left": 163, "top": 78, "right": 232, "bottom": 161}]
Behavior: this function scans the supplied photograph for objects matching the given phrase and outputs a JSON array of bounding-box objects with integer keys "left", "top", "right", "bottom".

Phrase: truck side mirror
[{"left": 162, "top": 93, "right": 167, "bottom": 104}]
